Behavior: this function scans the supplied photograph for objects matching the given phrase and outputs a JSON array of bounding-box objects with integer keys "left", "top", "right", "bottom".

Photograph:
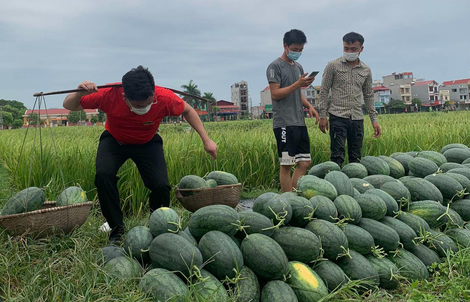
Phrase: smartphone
[{"left": 308, "top": 71, "right": 319, "bottom": 78}]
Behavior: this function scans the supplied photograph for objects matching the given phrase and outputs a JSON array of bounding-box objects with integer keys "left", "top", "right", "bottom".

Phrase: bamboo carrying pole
[{"left": 33, "top": 84, "right": 215, "bottom": 104}]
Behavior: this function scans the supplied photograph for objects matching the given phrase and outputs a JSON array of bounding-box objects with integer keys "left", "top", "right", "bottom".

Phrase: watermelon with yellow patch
[
  {"left": 285, "top": 261, "right": 328, "bottom": 302},
  {"left": 56, "top": 186, "right": 87, "bottom": 206}
]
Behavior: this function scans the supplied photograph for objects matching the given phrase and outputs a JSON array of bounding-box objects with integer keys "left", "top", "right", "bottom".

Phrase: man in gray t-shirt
[{"left": 266, "top": 29, "right": 319, "bottom": 192}]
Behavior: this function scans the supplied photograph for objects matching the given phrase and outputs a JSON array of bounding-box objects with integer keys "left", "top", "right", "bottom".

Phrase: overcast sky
[{"left": 1, "top": 0, "right": 469, "bottom": 109}]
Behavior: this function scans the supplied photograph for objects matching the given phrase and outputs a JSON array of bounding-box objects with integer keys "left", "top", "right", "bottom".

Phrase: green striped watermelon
[
  {"left": 312, "top": 260, "right": 347, "bottom": 292},
  {"left": 253, "top": 193, "right": 292, "bottom": 225},
  {"left": 286, "top": 261, "right": 328, "bottom": 301},
  {"left": 341, "top": 224, "right": 374, "bottom": 255},
  {"left": 139, "top": 268, "right": 189, "bottom": 302},
  {"left": 325, "top": 171, "right": 355, "bottom": 197},
  {"left": 199, "top": 231, "right": 244, "bottom": 280},
  {"left": 271, "top": 227, "right": 321, "bottom": 264},
  {"left": 388, "top": 249, "right": 429, "bottom": 280},
  {"left": 241, "top": 233, "right": 289, "bottom": 280},
  {"left": 104, "top": 256, "right": 142, "bottom": 280},
  {"left": 408, "top": 157, "right": 439, "bottom": 178},
  {"left": 337, "top": 250, "right": 380, "bottom": 288},
  {"left": 310, "top": 195, "right": 338, "bottom": 223},
  {"left": 149, "top": 207, "right": 180, "bottom": 237},
  {"left": 380, "top": 216, "right": 417, "bottom": 250},
  {"left": 355, "top": 194, "right": 387, "bottom": 220},
  {"left": 378, "top": 156, "right": 406, "bottom": 179},
  {"left": 305, "top": 219, "right": 348, "bottom": 260},
  {"left": 193, "top": 269, "right": 229, "bottom": 301},
  {"left": 358, "top": 218, "right": 400, "bottom": 252},
  {"left": 441, "top": 143, "right": 468, "bottom": 154},
  {"left": 234, "top": 266, "right": 260, "bottom": 302},
  {"left": 261, "top": 280, "right": 297, "bottom": 302},
  {"left": 298, "top": 177, "right": 338, "bottom": 200},
  {"left": 334, "top": 195, "right": 362, "bottom": 224},
  {"left": 417, "top": 151, "right": 447, "bottom": 166},
  {"left": 236, "top": 211, "right": 275, "bottom": 238},
  {"left": 188, "top": 205, "right": 239, "bottom": 240},
  {"left": 149, "top": 233, "right": 203, "bottom": 277},
  {"left": 350, "top": 178, "right": 375, "bottom": 194},
  {"left": 366, "top": 255, "right": 400, "bottom": 290},
  {"left": 341, "top": 163, "right": 368, "bottom": 179},
  {"left": 308, "top": 161, "right": 341, "bottom": 178},
  {"left": 361, "top": 156, "right": 390, "bottom": 176},
  {"left": 408, "top": 200, "right": 448, "bottom": 228}
]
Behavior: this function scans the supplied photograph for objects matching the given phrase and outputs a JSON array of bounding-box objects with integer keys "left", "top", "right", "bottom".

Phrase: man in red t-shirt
[{"left": 63, "top": 65, "right": 217, "bottom": 242}]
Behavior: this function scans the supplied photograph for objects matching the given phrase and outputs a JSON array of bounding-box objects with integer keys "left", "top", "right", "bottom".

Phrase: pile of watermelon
[
  {"left": 101, "top": 143, "right": 470, "bottom": 302},
  {"left": 177, "top": 171, "right": 239, "bottom": 196},
  {"left": 0, "top": 186, "right": 87, "bottom": 216}
]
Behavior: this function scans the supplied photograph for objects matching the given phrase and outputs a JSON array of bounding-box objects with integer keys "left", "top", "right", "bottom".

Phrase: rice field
[{"left": 0, "top": 111, "right": 469, "bottom": 215}]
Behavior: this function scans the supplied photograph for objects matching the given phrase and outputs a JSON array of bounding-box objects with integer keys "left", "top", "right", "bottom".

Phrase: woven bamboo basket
[
  {"left": 175, "top": 183, "right": 242, "bottom": 212},
  {"left": 0, "top": 201, "right": 93, "bottom": 238}
]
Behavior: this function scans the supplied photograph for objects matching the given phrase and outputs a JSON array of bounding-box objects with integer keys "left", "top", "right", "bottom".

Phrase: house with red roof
[
  {"left": 439, "top": 79, "right": 470, "bottom": 107},
  {"left": 411, "top": 80, "right": 440, "bottom": 107},
  {"left": 22, "top": 108, "right": 99, "bottom": 127}
]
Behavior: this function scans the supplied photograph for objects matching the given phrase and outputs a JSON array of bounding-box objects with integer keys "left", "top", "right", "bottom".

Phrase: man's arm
[
  {"left": 269, "top": 74, "right": 314, "bottom": 101},
  {"left": 363, "top": 71, "right": 381, "bottom": 138},
  {"left": 63, "top": 81, "right": 98, "bottom": 111},
  {"left": 301, "top": 93, "right": 319, "bottom": 124},
  {"left": 182, "top": 102, "right": 217, "bottom": 159},
  {"left": 318, "top": 62, "right": 335, "bottom": 119}
]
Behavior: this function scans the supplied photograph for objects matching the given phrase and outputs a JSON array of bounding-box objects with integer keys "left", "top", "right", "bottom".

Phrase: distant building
[
  {"left": 214, "top": 100, "right": 240, "bottom": 121},
  {"left": 373, "top": 86, "right": 391, "bottom": 114},
  {"left": 439, "top": 79, "right": 470, "bottom": 110},
  {"left": 373, "top": 80, "right": 383, "bottom": 88},
  {"left": 23, "top": 108, "right": 99, "bottom": 127},
  {"left": 231, "top": 81, "right": 249, "bottom": 115},
  {"left": 411, "top": 80, "right": 440, "bottom": 106},
  {"left": 251, "top": 106, "right": 264, "bottom": 119},
  {"left": 382, "top": 72, "right": 414, "bottom": 103}
]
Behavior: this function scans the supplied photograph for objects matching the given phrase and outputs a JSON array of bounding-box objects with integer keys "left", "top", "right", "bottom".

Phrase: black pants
[
  {"left": 95, "top": 131, "right": 170, "bottom": 232},
  {"left": 329, "top": 114, "right": 364, "bottom": 167}
]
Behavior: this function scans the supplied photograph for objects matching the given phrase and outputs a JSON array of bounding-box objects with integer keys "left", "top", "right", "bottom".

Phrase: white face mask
[
  {"left": 343, "top": 52, "right": 360, "bottom": 62},
  {"left": 127, "top": 100, "right": 157, "bottom": 115}
]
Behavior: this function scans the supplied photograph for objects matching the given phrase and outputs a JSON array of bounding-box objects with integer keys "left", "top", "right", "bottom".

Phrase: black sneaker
[{"left": 109, "top": 226, "right": 125, "bottom": 244}]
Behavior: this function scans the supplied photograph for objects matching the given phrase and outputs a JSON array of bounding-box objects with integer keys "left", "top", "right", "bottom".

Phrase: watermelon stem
[
  {"left": 336, "top": 246, "right": 351, "bottom": 260},
  {"left": 261, "top": 206, "right": 287, "bottom": 230},
  {"left": 167, "top": 220, "right": 182, "bottom": 233},
  {"left": 371, "top": 245, "right": 387, "bottom": 258},
  {"left": 303, "top": 204, "right": 318, "bottom": 222},
  {"left": 231, "top": 219, "right": 249, "bottom": 238}
]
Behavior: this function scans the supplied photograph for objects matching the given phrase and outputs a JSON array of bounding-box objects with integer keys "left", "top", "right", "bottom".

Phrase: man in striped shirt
[{"left": 318, "top": 32, "right": 381, "bottom": 167}]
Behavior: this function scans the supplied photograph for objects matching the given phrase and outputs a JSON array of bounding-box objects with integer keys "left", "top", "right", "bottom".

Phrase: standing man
[
  {"left": 267, "top": 29, "right": 319, "bottom": 192},
  {"left": 63, "top": 65, "right": 217, "bottom": 242},
  {"left": 318, "top": 32, "right": 381, "bottom": 167}
]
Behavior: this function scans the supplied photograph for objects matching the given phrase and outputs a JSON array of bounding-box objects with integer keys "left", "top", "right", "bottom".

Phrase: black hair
[
  {"left": 122, "top": 65, "right": 155, "bottom": 101},
  {"left": 343, "top": 32, "right": 364, "bottom": 45},
  {"left": 283, "top": 29, "right": 307, "bottom": 46}
]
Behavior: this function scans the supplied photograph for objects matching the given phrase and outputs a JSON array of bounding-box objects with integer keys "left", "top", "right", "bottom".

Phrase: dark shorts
[{"left": 273, "top": 126, "right": 311, "bottom": 166}]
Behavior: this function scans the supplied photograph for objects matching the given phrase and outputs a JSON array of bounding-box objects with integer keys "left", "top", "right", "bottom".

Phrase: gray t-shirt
[{"left": 266, "top": 57, "right": 306, "bottom": 129}]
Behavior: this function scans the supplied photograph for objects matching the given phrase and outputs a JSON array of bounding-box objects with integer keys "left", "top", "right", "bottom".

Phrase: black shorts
[{"left": 273, "top": 126, "right": 311, "bottom": 165}]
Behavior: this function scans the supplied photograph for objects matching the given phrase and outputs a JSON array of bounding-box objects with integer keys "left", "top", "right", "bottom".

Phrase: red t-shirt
[{"left": 80, "top": 83, "right": 185, "bottom": 144}]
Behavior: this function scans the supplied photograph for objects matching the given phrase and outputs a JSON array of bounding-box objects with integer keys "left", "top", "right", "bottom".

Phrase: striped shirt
[{"left": 318, "top": 57, "right": 378, "bottom": 122}]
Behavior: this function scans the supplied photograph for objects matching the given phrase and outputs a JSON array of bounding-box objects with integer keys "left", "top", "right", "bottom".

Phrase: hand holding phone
[{"left": 308, "top": 71, "right": 319, "bottom": 78}]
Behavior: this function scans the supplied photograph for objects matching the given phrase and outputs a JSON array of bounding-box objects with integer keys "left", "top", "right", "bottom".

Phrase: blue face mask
[{"left": 287, "top": 50, "right": 302, "bottom": 61}]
